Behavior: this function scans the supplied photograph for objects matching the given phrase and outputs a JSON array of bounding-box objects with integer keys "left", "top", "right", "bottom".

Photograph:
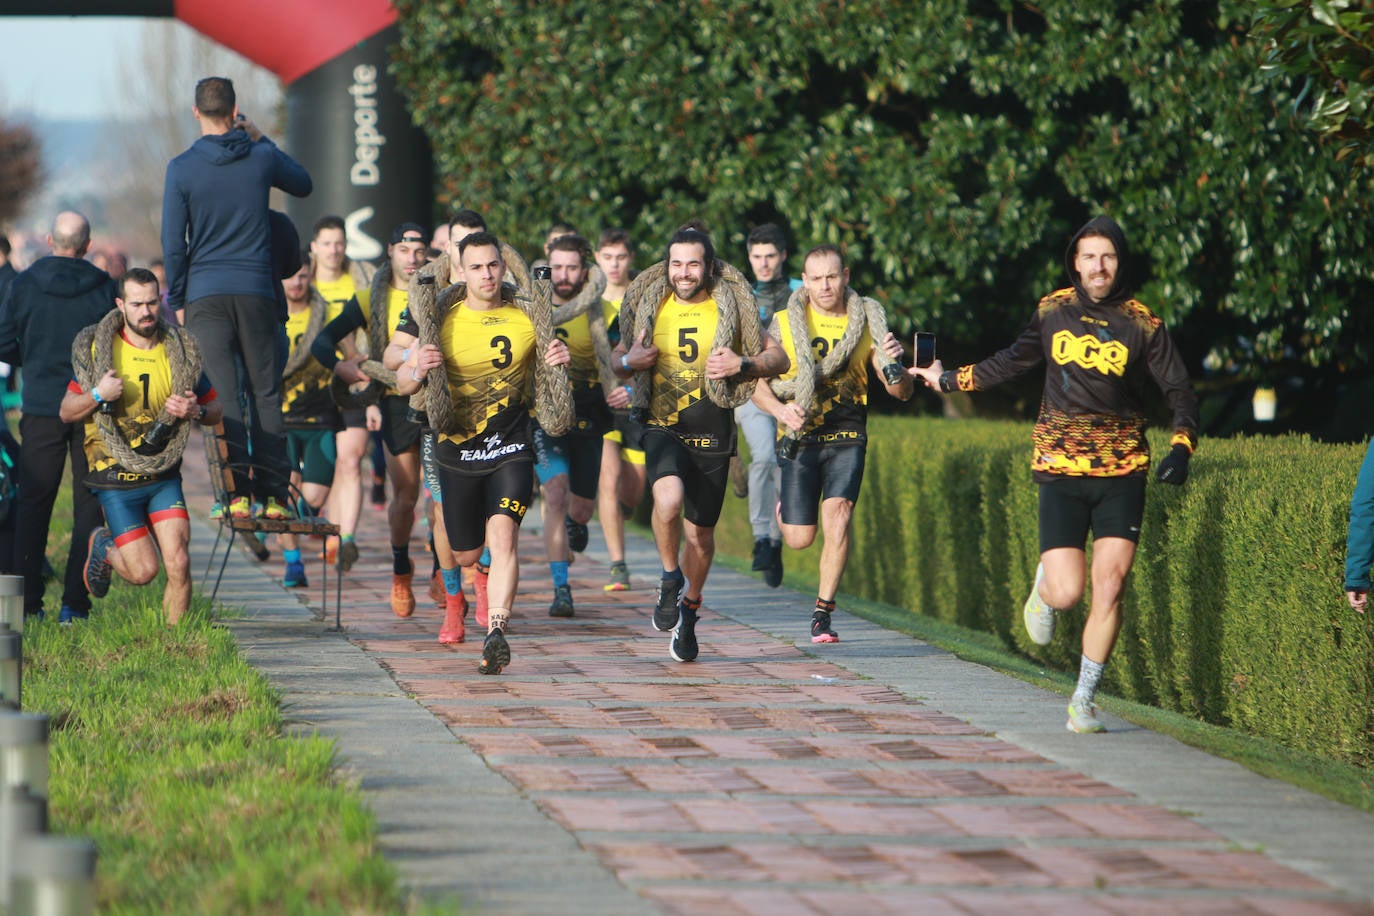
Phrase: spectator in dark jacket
[
  {"left": 0, "top": 235, "right": 16, "bottom": 304},
  {"left": 161, "top": 76, "right": 311, "bottom": 519},
  {"left": 0, "top": 211, "right": 113, "bottom": 620}
]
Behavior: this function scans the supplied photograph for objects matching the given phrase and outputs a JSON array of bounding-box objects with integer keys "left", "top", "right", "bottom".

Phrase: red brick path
[{"left": 180, "top": 449, "right": 1370, "bottom": 914}]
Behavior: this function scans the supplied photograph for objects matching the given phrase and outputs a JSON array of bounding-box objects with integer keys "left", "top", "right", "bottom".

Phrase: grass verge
[{"left": 22, "top": 571, "right": 429, "bottom": 913}]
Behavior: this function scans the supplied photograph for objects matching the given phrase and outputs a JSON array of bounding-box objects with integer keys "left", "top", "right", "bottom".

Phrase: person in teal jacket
[{"left": 1344, "top": 441, "right": 1374, "bottom": 613}]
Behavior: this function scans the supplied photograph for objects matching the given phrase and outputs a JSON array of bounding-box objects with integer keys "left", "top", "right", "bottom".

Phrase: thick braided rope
[
  {"left": 71, "top": 310, "right": 203, "bottom": 476},
  {"left": 401, "top": 243, "right": 530, "bottom": 431},
  {"left": 548, "top": 265, "right": 620, "bottom": 395},
  {"left": 405, "top": 247, "right": 571, "bottom": 437},
  {"left": 359, "top": 259, "right": 398, "bottom": 389},
  {"left": 617, "top": 260, "right": 761, "bottom": 410},
  {"left": 280, "top": 288, "right": 327, "bottom": 378},
  {"left": 407, "top": 263, "right": 455, "bottom": 435},
  {"left": 521, "top": 276, "right": 575, "bottom": 436},
  {"left": 769, "top": 287, "right": 900, "bottom": 418}
]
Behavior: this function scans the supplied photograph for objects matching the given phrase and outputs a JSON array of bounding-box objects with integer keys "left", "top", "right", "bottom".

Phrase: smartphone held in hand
[{"left": 914, "top": 332, "right": 937, "bottom": 369}]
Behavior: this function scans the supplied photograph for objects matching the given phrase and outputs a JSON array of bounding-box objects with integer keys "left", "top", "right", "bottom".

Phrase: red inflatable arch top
[{"left": 175, "top": 0, "right": 396, "bottom": 83}]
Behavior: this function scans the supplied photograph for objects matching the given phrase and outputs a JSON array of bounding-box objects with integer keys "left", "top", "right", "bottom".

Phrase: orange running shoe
[
  {"left": 473, "top": 564, "right": 489, "bottom": 629},
  {"left": 439, "top": 591, "right": 468, "bottom": 644},
  {"left": 429, "top": 569, "right": 446, "bottom": 607},
  {"left": 391, "top": 572, "right": 416, "bottom": 618}
]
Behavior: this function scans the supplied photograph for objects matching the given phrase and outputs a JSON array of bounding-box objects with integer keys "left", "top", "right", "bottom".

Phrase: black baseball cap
[{"left": 391, "top": 222, "right": 427, "bottom": 244}]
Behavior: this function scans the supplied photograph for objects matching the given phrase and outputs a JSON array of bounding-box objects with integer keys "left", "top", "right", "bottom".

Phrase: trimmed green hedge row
[{"left": 716, "top": 415, "right": 1374, "bottom": 767}]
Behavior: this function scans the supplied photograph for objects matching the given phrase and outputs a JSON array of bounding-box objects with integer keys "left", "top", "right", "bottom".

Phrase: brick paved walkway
[{"left": 180, "top": 444, "right": 1374, "bottom": 914}]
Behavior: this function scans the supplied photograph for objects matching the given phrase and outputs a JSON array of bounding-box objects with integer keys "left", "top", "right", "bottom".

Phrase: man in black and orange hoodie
[{"left": 911, "top": 215, "right": 1198, "bottom": 735}]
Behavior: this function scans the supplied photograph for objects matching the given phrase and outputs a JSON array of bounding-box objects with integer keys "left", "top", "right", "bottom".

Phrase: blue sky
[{"left": 1, "top": 17, "right": 156, "bottom": 120}]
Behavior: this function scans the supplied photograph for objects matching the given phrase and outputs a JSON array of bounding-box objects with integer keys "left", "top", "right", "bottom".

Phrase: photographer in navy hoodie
[{"left": 161, "top": 76, "right": 312, "bottom": 519}]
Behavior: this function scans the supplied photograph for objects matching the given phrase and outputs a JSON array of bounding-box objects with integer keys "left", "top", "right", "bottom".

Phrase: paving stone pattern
[{"left": 180, "top": 448, "right": 1374, "bottom": 915}]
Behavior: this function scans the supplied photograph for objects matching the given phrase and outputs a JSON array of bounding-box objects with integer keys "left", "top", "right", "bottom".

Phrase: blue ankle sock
[
  {"left": 550, "top": 561, "right": 570, "bottom": 588},
  {"left": 283, "top": 549, "right": 302, "bottom": 565},
  {"left": 441, "top": 567, "right": 463, "bottom": 597},
  {"left": 662, "top": 567, "right": 683, "bottom": 584}
]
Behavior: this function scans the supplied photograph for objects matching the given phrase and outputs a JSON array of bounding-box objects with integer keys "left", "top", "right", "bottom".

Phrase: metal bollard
[
  {"left": 0, "top": 713, "right": 48, "bottom": 799},
  {"left": 0, "top": 626, "right": 19, "bottom": 709},
  {"left": 10, "top": 835, "right": 97, "bottom": 916},
  {"left": 0, "top": 576, "right": 23, "bottom": 635},
  {"left": 0, "top": 784, "right": 47, "bottom": 910}
]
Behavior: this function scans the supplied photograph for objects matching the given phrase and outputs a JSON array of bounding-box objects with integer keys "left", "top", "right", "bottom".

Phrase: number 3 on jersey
[{"left": 490, "top": 335, "right": 513, "bottom": 368}]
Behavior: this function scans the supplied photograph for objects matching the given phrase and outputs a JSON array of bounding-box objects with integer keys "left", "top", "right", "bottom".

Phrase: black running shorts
[
  {"left": 339, "top": 407, "right": 368, "bottom": 430},
  {"left": 643, "top": 428, "right": 730, "bottom": 528},
  {"left": 437, "top": 460, "right": 534, "bottom": 553},
  {"left": 379, "top": 395, "right": 422, "bottom": 456},
  {"left": 779, "top": 442, "right": 867, "bottom": 527},
  {"left": 532, "top": 425, "right": 604, "bottom": 500},
  {"left": 1038, "top": 474, "right": 1147, "bottom": 553}
]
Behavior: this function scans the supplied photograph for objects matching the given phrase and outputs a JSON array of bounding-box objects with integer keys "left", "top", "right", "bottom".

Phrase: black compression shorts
[
  {"left": 1038, "top": 475, "right": 1147, "bottom": 552},
  {"left": 779, "top": 443, "right": 866, "bottom": 527},
  {"left": 437, "top": 460, "right": 533, "bottom": 553},
  {"left": 643, "top": 428, "right": 730, "bottom": 528}
]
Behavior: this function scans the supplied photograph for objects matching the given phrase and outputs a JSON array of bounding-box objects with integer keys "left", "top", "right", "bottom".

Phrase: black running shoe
[
  {"left": 479, "top": 628, "right": 510, "bottom": 675},
  {"left": 654, "top": 574, "right": 683, "bottom": 631},
  {"left": 765, "top": 542, "right": 784, "bottom": 588},
  {"left": 751, "top": 538, "right": 770, "bottom": 571},
  {"left": 549, "top": 584, "right": 575, "bottom": 618},
  {"left": 565, "top": 516, "right": 589, "bottom": 553},
  {"left": 83, "top": 527, "right": 114, "bottom": 599},
  {"left": 670, "top": 604, "right": 699, "bottom": 662},
  {"left": 811, "top": 610, "right": 839, "bottom": 644}
]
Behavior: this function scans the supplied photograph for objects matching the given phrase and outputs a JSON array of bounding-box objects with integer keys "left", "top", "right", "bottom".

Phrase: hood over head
[{"left": 1064, "top": 215, "right": 1131, "bottom": 308}]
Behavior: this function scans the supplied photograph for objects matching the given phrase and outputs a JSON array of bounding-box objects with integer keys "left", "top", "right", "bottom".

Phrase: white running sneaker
[
  {"left": 1066, "top": 697, "right": 1106, "bottom": 733},
  {"left": 1022, "top": 562, "right": 1057, "bottom": 645}
]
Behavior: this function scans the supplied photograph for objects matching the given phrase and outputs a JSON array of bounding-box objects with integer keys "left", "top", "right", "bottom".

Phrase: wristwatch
[{"left": 196, "top": 404, "right": 208, "bottom": 421}]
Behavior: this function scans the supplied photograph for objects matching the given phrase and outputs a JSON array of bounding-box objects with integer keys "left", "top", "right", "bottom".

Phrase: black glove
[{"left": 1155, "top": 444, "right": 1191, "bottom": 485}]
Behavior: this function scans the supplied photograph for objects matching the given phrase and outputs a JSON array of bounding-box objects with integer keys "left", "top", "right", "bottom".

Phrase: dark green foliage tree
[
  {"left": 1252, "top": 0, "right": 1374, "bottom": 168},
  {"left": 392, "top": 1, "right": 1374, "bottom": 385}
]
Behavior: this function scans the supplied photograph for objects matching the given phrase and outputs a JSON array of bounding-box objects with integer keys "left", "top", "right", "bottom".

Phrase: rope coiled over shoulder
[
  {"left": 617, "top": 260, "right": 762, "bottom": 409},
  {"left": 405, "top": 246, "right": 574, "bottom": 438},
  {"left": 549, "top": 265, "right": 620, "bottom": 395},
  {"left": 769, "top": 286, "right": 901, "bottom": 422},
  {"left": 71, "top": 310, "right": 203, "bottom": 476},
  {"left": 281, "top": 287, "right": 327, "bottom": 379},
  {"left": 359, "top": 259, "right": 398, "bottom": 389}
]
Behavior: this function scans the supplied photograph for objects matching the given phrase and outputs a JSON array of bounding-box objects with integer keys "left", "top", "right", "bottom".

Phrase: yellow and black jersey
[
  {"left": 68, "top": 331, "right": 214, "bottom": 489},
  {"left": 772, "top": 308, "right": 872, "bottom": 445},
  {"left": 313, "top": 275, "right": 364, "bottom": 367},
  {"left": 948, "top": 287, "right": 1199, "bottom": 480},
  {"left": 603, "top": 296, "right": 624, "bottom": 347},
  {"left": 647, "top": 294, "right": 734, "bottom": 454},
  {"left": 555, "top": 310, "right": 613, "bottom": 437},
  {"left": 314, "top": 274, "right": 358, "bottom": 323},
  {"left": 398, "top": 301, "right": 538, "bottom": 474},
  {"left": 282, "top": 306, "right": 337, "bottom": 428}
]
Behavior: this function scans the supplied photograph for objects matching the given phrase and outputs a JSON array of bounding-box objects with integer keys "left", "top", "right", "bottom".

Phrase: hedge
[{"left": 714, "top": 415, "right": 1374, "bottom": 767}]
